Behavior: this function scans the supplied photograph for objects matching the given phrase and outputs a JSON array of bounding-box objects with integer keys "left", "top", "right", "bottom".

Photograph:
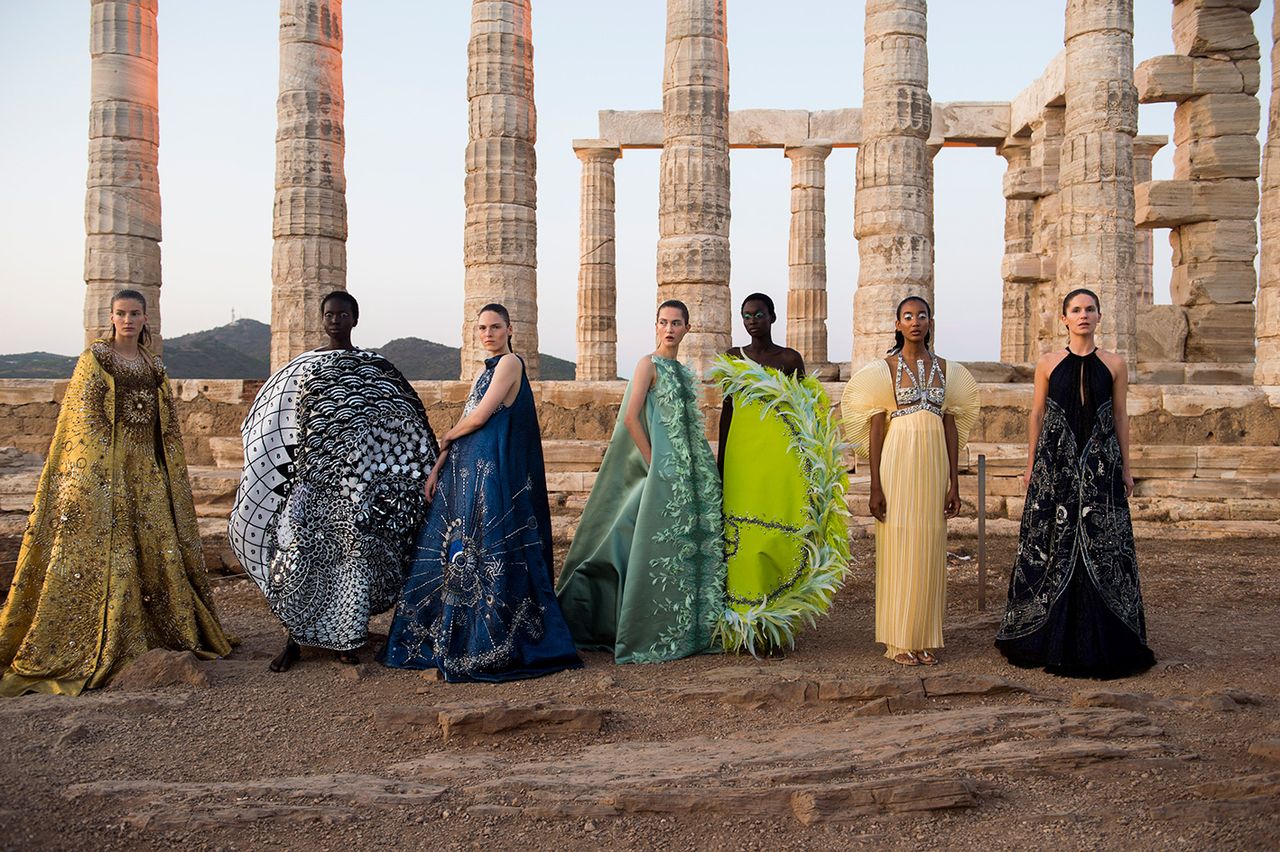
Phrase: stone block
[
  {"left": 1183, "top": 362, "right": 1255, "bottom": 383},
  {"left": 1135, "top": 362, "right": 1188, "bottom": 383},
  {"left": 728, "top": 109, "right": 809, "bottom": 147},
  {"left": 1003, "top": 165, "right": 1057, "bottom": 199},
  {"left": 1170, "top": 219, "right": 1257, "bottom": 264},
  {"left": 1173, "top": 134, "right": 1260, "bottom": 179},
  {"left": 808, "top": 109, "right": 860, "bottom": 145},
  {"left": 597, "top": 109, "right": 662, "bottom": 147},
  {"left": 1001, "top": 253, "right": 1053, "bottom": 283},
  {"left": 1134, "top": 179, "right": 1258, "bottom": 227},
  {"left": 1137, "top": 54, "right": 1259, "bottom": 102},
  {"left": 1173, "top": 94, "right": 1259, "bottom": 143},
  {"left": 1184, "top": 302, "right": 1256, "bottom": 361},
  {"left": 1172, "top": 4, "right": 1260, "bottom": 60},
  {"left": 1009, "top": 51, "right": 1065, "bottom": 137},
  {"left": 930, "top": 101, "right": 1010, "bottom": 146},
  {"left": 1160, "top": 384, "right": 1264, "bottom": 416},
  {"left": 1170, "top": 261, "right": 1257, "bottom": 306}
]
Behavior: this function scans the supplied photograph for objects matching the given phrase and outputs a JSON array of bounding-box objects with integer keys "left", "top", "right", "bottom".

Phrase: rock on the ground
[{"left": 108, "top": 649, "right": 210, "bottom": 691}]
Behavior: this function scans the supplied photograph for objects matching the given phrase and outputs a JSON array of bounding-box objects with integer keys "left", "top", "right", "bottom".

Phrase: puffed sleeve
[
  {"left": 840, "top": 360, "right": 894, "bottom": 460},
  {"left": 942, "top": 360, "right": 981, "bottom": 453}
]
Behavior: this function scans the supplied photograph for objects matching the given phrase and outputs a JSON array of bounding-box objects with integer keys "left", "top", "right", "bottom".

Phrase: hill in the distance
[{"left": 0, "top": 319, "right": 576, "bottom": 380}]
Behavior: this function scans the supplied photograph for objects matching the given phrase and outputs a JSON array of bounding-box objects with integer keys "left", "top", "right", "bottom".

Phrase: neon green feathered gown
[{"left": 711, "top": 355, "right": 851, "bottom": 655}]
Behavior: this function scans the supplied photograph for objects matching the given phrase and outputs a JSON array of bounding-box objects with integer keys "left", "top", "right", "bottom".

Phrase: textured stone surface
[
  {"left": 785, "top": 144, "right": 833, "bottom": 376},
  {"left": 656, "top": 0, "right": 731, "bottom": 374},
  {"left": 270, "top": 0, "right": 346, "bottom": 372},
  {"left": 1137, "top": 304, "right": 1189, "bottom": 363},
  {"left": 574, "top": 143, "right": 621, "bottom": 380},
  {"left": 853, "top": 0, "right": 933, "bottom": 365},
  {"left": 1134, "top": 137, "right": 1166, "bottom": 305},
  {"left": 1258, "top": 6, "right": 1280, "bottom": 384},
  {"left": 108, "top": 649, "right": 210, "bottom": 691},
  {"left": 84, "top": 0, "right": 163, "bottom": 349},
  {"left": 462, "top": 0, "right": 539, "bottom": 380}
]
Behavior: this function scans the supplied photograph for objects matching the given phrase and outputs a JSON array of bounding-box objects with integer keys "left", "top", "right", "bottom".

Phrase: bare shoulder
[
  {"left": 1036, "top": 349, "right": 1069, "bottom": 376},
  {"left": 782, "top": 347, "right": 805, "bottom": 371}
]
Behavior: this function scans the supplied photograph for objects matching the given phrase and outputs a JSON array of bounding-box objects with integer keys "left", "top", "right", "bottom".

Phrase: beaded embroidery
[{"left": 891, "top": 353, "right": 946, "bottom": 419}]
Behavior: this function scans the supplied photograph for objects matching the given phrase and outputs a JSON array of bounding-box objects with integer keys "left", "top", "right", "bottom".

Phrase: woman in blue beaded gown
[
  {"left": 996, "top": 289, "right": 1154, "bottom": 678},
  {"left": 381, "top": 304, "right": 582, "bottom": 682}
]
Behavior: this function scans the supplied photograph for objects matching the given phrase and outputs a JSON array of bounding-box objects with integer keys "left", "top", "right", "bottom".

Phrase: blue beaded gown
[
  {"left": 381, "top": 354, "right": 582, "bottom": 682},
  {"left": 996, "top": 349, "right": 1155, "bottom": 678}
]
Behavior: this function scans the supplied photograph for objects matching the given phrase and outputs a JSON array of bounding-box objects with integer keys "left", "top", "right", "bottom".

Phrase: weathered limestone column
[
  {"left": 1132, "top": 137, "right": 1164, "bottom": 306},
  {"left": 270, "top": 0, "right": 346, "bottom": 372},
  {"left": 1029, "top": 107, "right": 1064, "bottom": 356},
  {"left": 1134, "top": 0, "right": 1260, "bottom": 382},
  {"left": 657, "top": 0, "right": 731, "bottom": 373},
  {"left": 784, "top": 143, "right": 834, "bottom": 378},
  {"left": 853, "top": 0, "right": 933, "bottom": 365},
  {"left": 85, "top": 0, "right": 162, "bottom": 348},
  {"left": 1260, "top": 3, "right": 1280, "bottom": 385},
  {"left": 574, "top": 142, "right": 621, "bottom": 381},
  {"left": 997, "top": 138, "right": 1036, "bottom": 363},
  {"left": 1058, "top": 0, "right": 1138, "bottom": 366}
]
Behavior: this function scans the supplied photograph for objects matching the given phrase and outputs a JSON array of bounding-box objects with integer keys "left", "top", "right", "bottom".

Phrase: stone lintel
[
  {"left": 595, "top": 103, "right": 1010, "bottom": 149},
  {"left": 1008, "top": 50, "right": 1066, "bottom": 138},
  {"left": 1134, "top": 134, "right": 1170, "bottom": 158},
  {"left": 1135, "top": 179, "right": 1260, "bottom": 228}
]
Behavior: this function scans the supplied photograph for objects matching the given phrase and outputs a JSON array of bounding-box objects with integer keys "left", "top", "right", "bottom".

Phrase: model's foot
[
  {"left": 269, "top": 637, "right": 301, "bottom": 672},
  {"left": 917, "top": 651, "right": 938, "bottom": 666},
  {"left": 336, "top": 649, "right": 360, "bottom": 665},
  {"left": 893, "top": 652, "right": 920, "bottom": 667}
]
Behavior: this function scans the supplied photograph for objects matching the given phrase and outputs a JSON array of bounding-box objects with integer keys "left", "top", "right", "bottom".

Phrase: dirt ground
[{"left": 0, "top": 534, "right": 1277, "bottom": 852}]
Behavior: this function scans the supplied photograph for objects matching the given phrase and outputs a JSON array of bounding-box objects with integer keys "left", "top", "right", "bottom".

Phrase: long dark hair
[
  {"left": 109, "top": 288, "right": 153, "bottom": 348},
  {"left": 1061, "top": 287, "right": 1101, "bottom": 316},
  {"left": 887, "top": 295, "right": 932, "bottom": 354},
  {"left": 478, "top": 302, "right": 514, "bottom": 352}
]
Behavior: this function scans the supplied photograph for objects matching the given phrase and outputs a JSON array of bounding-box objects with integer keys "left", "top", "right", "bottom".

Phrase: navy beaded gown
[
  {"left": 996, "top": 349, "right": 1155, "bottom": 678},
  {"left": 381, "top": 354, "right": 582, "bottom": 682}
]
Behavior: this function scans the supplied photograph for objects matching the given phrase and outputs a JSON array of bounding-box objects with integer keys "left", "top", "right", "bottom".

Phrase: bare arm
[
  {"left": 1108, "top": 354, "right": 1135, "bottom": 498},
  {"left": 944, "top": 412, "right": 961, "bottom": 518},
  {"left": 868, "top": 412, "right": 887, "bottom": 522},
  {"left": 1023, "top": 355, "right": 1052, "bottom": 488},
  {"left": 624, "top": 356, "right": 656, "bottom": 466},
  {"left": 440, "top": 354, "right": 521, "bottom": 449}
]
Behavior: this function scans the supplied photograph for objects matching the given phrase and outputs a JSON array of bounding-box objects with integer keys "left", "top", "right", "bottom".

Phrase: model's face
[
  {"left": 656, "top": 308, "right": 689, "bottom": 347},
  {"left": 1063, "top": 295, "right": 1100, "bottom": 335},
  {"left": 895, "top": 300, "right": 932, "bottom": 344},
  {"left": 477, "top": 311, "right": 511, "bottom": 353},
  {"left": 322, "top": 299, "right": 357, "bottom": 338},
  {"left": 110, "top": 299, "right": 146, "bottom": 341},
  {"left": 741, "top": 300, "right": 772, "bottom": 337}
]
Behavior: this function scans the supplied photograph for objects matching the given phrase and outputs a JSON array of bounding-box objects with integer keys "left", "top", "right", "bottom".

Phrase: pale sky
[{"left": 1, "top": 1, "right": 1273, "bottom": 371}]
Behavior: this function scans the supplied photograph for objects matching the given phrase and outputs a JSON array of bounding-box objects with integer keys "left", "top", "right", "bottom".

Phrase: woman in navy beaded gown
[
  {"left": 381, "top": 305, "right": 582, "bottom": 682},
  {"left": 995, "top": 289, "right": 1155, "bottom": 679}
]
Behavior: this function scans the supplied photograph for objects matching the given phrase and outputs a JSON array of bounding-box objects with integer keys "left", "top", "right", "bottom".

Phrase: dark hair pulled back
[
  {"left": 109, "top": 288, "right": 153, "bottom": 348},
  {"left": 887, "top": 295, "right": 932, "bottom": 354},
  {"left": 478, "top": 303, "right": 514, "bottom": 352}
]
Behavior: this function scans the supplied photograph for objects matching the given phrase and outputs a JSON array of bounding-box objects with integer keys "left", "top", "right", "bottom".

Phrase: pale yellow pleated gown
[{"left": 841, "top": 358, "right": 979, "bottom": 659}]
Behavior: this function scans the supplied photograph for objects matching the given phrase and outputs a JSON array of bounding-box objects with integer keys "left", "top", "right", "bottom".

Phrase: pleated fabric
[{"left": 842, "top": 359, "right": 979, "bottom": 659}]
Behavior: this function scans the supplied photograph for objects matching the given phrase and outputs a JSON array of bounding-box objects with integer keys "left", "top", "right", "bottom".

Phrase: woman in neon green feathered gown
[{"left": 712, "top": 294, "right": 851, "bottom": 656}]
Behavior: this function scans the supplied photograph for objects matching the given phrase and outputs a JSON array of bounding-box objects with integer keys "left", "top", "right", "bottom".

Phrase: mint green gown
[{"left": 556, "top": 355, "right": 725, "bottom": 664}]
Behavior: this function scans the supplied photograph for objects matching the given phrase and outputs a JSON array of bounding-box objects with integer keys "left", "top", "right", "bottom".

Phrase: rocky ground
[{"left": 0, "top": 534, "right": 1277, "bottom": 851}]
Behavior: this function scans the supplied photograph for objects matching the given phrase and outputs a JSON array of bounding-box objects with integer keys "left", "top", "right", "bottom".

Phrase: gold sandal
[
  {"left": 893, "top": 652, "right": 920, "bottom": 667},
  {"left": 917, "top": 651, "right": 938, "bottom": 666}
]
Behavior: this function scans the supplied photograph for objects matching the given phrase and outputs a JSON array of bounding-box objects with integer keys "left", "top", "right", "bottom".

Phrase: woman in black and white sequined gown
[
  {"left": 229, "top": 292, "right": 438, "bottom": 671},
  {"left": 996, "top": 288, "right": 1155, "bottom": 678}
]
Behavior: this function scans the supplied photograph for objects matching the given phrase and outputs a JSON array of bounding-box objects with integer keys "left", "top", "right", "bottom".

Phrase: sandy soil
[{"left": 0, "top": 534, "right": 1277, "bottom": 851}]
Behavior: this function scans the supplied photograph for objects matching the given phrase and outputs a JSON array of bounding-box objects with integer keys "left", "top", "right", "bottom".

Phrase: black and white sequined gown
[
  {"left": 229, "top": 349, "right": 438, "bottom": 650},
  {"left": 996, "top": 349, "right": 1155, "bottom": 678},
  {"left": 381, "top": 354, "right": 581, "bottom": 682}
]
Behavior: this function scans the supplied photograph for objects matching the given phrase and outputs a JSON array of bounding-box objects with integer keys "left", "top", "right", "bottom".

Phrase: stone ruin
[{"left": 2, "top": 0, "right": 1278, "bottom": 584}]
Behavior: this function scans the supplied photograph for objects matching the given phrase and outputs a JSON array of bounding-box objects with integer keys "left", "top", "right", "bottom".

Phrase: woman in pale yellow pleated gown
[{"left": 841, "top": 296, "right": 979, "bottom": 666}]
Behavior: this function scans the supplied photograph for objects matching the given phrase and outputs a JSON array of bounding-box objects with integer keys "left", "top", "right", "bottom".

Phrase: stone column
[
  {"left": 463, "top": 0, "right": 539, "bottom": 380},
  {"left": 1132, "top": 137, "right": 1164, "bottom": 306},
  {"left": 270, "top": 0, "right": 346, "bottom": 372},
  {"left": 1058, "top": 0, "right": 1138, "bottom": 366},
  {"left": 1260, "top": 2, "right": 1280, "bottom": 385},
  {"left": 574, "top": 142, "right": 621, "bottom": 381},
  {"left": 784, "top": 143, "right": 834, "bottom": 378},
  {"left": 1029, "top": 107, "right": 1064, "bottom": 356},
  {"left": 85, "top": 0, "right": 162, "bottom": 348},
  {"left": 997, "top": 138, "right": 1035, "bottom": 363},
  {"left": 657, "top": 0, "right": 731, "bottom": 373},
  {"left": 853, "top": 0, "right": 933, "bottom": 366}
]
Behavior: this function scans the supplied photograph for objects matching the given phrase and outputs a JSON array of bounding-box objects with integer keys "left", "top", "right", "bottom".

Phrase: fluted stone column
[
  {"left": 657, "top": 0, "right": 731, "bottom": 373},
  {"left": 1260, "top": 3, "right": 1280, "bottom": 385},
  {"left": 271, "top": 0, "right": 346, "bottom": 372},
  {"left": 85, "top": 0, "right": 162, "bottom": 348},
  {"left": 853, "top": 0, "right": 933, "bottom": 365},
  {"left": 1132, "top": 137, "right": 1164, "bottom": 306},
  {"left": 462, "top": 0, "right": 539, "bottom": 380},
  {"left": 1059, "top": 0, "right": 1138, "bottom": 365},
  {"left": 574, "top": 142, "right": 621, "bottom": 381},
  {"left": 784, "top": 143, "right": 834, "bottom": 378},
  {"left": 997, "top": 139, "right": 1036, "bottom": 363}
]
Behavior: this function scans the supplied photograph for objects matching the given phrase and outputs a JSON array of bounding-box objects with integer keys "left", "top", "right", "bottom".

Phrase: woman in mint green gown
[{"left": 556, "top": 301, "right": 725, "bottom": 664}]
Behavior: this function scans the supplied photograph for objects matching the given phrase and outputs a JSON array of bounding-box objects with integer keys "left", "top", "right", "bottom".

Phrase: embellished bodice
[
  {"left": 890, "top": 353, "right": 946, "bottom": 419},
  {"left": 104, "top": 347, "right": 160, "bottom": 445}
]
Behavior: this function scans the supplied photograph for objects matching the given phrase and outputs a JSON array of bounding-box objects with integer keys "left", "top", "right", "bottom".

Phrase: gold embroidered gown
[
  {"left": 0, "top": 342, "right": 231, "bottom": 696},
  {"left": 842, "top": 357, "right": 979, "bottom": 659}
]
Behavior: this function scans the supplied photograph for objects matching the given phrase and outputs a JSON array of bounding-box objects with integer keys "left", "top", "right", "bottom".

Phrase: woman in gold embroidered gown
[
  {"left": 841, "top": 296, "right": 979, "bottom": 666},
  {"left": 0, "top": 290, "right": 231, "bottom": 696}
]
